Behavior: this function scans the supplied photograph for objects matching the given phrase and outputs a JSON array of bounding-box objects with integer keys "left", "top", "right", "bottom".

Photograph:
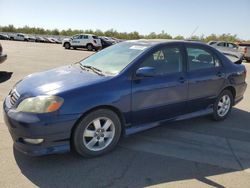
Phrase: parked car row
[
  {"left": 0, "top": 33, "right": 62, "bottom": 44},
  {"left": 62, "top": 34, "right": 123, "bottom": 51}
]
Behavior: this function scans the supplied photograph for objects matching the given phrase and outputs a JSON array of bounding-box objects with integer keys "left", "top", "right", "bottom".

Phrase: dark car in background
[
  {"left": 99, "top": 37, "right": 113, "bottom": 49},
  {"left": 3, "top": 40, "right": 247, "bottom": 157},
  {"left": 35, "top": 36, "right": 46, "bottom": 43},
  {"left": 0, "top": 43, "right": 7, "bottom": 64}
]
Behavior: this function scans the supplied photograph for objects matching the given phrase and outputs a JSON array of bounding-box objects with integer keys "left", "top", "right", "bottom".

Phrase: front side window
[
  {"left": 72, "top": 35, "right": 80, "bottom": 39},
  {"left": 83, "top": 35, "right": 89, "bottom": 39},
  {"left": 187, "top": 47, "right": 220, "bottom": 71},
  {"left": 139, "top": 46, "right": 183, "bottom": 75}
]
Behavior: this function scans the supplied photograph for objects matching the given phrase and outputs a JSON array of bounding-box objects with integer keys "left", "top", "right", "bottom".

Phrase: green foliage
[{"left": 0, "top": 25, "right": 245, "bottom": 42}]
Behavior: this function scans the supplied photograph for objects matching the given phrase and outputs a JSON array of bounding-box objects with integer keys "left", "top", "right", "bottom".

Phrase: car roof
[
  {"left": 125, "top": 39, "right": 207, "bottom": 47},
  {"left": 75, "top": 33, "right": 96, "bottom": 36}
]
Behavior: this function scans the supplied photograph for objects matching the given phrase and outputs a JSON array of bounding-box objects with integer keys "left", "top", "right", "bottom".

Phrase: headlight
[{"left": 16, "top": 96, "right": 64, "bottom": 113}]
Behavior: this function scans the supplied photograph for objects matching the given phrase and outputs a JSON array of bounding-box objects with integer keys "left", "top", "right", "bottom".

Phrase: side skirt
[{"left": 125, "top": 108, "right": 213, "bottom": 136}]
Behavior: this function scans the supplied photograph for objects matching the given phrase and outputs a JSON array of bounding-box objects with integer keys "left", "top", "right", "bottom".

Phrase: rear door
[
  {"left": 131, "top": 44, "right": 188, "bottom": 125},
  {"left": 186, "top": 44, "right": 225, "bottom": 112}
]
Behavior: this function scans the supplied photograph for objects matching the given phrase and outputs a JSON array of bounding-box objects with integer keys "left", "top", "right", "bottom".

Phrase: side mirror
[{"left": 136, "top": 67, "right": 156, "bottom": 77}]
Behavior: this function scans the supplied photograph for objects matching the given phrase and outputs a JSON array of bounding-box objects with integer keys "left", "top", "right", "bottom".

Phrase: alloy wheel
[{"left": 83, "top": 117, "right": 115, "bottom": 151}]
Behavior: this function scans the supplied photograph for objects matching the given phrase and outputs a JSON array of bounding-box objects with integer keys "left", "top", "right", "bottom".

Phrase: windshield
[{"left": 79, "top": 42, "right": 149, "bottom": 75}]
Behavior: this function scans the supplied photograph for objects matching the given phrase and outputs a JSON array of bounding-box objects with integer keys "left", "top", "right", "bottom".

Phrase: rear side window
[
  {"left": 140, "top": 46, "right": 183, "bottom": 75},
  {"left": 217, "top": 42, "right": 226, "bottom": 47},
  {"left": 187, "top": 47, "right": 220, "bottom": 71},
  {"left": 83, "top": 35, "right": 89, "bottom": 39},
  {"left": 92, "top": 36, "right": 98, "bottom": 39}
]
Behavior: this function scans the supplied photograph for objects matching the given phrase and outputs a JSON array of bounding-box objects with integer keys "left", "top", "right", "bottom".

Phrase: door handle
[
  {"left": 179, "top": 77, "right": 185, "bottom": 83},
  {"left": 217, "top": 71, "right": 224, "bottom": 77}
]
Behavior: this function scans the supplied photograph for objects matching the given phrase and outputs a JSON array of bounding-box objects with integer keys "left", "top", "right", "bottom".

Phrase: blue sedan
[{"left": 3, "top": 40, "right": 247, "bottom": 157}]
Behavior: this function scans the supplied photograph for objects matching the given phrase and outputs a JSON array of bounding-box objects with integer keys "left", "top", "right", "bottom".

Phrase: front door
[
  {"left": 131, "top": 45, "right": 188, "bottom": 125},
  {"left": 71, "top": 35, "right": 83, "bottom": 47}
]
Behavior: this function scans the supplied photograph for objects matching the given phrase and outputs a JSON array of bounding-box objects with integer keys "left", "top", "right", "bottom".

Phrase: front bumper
[
  {"left": 3, "top": 100, "right": 81, "bottom": 156},
  {"left": 0, "top": 54, "right": 7, "bottom": 64}
]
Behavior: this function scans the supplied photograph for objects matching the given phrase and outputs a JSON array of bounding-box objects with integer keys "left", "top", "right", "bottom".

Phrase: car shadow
[
  {"left": 14, "top": 107, "right": 250, "bottom": 188},
  {"left": 69, "top": 48, "right": 97, "bottom": 52},
  {"left": 0, "top": 71, "right": 13, "bottom": 83}
]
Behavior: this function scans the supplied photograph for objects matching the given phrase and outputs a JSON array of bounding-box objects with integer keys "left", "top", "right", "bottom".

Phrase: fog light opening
[{"left": 23, "top": 138, "right": 44, "bottom": 144}]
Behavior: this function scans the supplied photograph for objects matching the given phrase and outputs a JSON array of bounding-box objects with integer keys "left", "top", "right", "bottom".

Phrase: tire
[
  {"left": 86, "top": 44, "right": 93, "bottom": 51},
  {"left": 212, "top": 90, "right": 233, "bottom": 121},
  {"left": 64, "top": 42, "right": 71, "bottom": 49},
  {"left": 72, "top": 109, "right": 122, "bottom": 157}
]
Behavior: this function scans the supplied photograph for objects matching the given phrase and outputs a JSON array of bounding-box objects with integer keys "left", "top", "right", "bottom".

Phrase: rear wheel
[
  {"left": 86, "top": 44, "right": 93, "bottom": 51},
  {"left": 72, "top": 109, "right": 122, "bottom": 157},
  {"left": 64, "top": 42, "right": 71, "bottom": 49},
  {"left": 212, "top": 90, "right": 233, "bottom": 121}
]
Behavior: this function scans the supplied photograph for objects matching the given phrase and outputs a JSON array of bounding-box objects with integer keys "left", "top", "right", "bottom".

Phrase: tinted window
[
  {"left": 83, "top": 35, "right": 89, "bottom": 39},
  {"left": 217, "top": 42, "right": 226, "bottom": 47},
  {"left": 92, "top": 36, "right": 98, "bottom": 39},
  {"left": 140, "top": 46, "right": 183, "bottom": 75},
  {"left": 187, "top": 47, "right": 219, "bottom": 71},
  {"left": 208, "top": 41, "right": 216, "bottom": 45},
  {"left": 238, "top": 43, "right": 250, "bottom": 47},
  {"left": 228, "top": 43, "right": 237, "bottom": 48},
  {"left": 73, "top": 35, "right": 80, "bottom": 39}
]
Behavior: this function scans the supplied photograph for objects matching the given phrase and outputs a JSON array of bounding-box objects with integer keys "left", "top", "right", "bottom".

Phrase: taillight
[
  {"left": 244, "top": 47, "right": 247, "bottom": 54},
  {"left": 93, "top": 40, "right": 97, "bottom": 44}
]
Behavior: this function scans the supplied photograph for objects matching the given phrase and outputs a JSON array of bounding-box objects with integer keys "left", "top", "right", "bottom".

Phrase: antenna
[{"left": 190, "top": 26, "right": 199, "bottom": 38}]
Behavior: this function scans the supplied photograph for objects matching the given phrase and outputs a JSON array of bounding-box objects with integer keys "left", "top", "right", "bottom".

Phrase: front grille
[{"left": 9, "top": 89, "right": 20, "bottom": 106}]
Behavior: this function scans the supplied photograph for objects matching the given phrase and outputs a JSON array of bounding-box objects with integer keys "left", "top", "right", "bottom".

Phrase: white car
[
  {"left": 9, "top": 33, "right": 35, "bottom": 42},
  {"left": 10, "top": 33, "right": 28, "bottom": 41},
  {"left": 62, "top": 34, "right": 102, "bottom": 51},
  {"left": 208, "top": 41, "right": 244, "bottom": 60}
]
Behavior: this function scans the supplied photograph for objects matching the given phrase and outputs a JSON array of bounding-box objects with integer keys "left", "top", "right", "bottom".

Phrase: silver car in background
[{"left": 208, "top": 41, "right": 244, "bottom": 62}]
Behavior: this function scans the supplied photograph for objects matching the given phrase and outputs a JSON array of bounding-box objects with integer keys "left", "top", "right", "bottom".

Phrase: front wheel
[
  {"left": 72, "top": 109, "right": 122, "bottom": 157},
  {"left": 212, "top": 90, "right": 233, "bottom": 121},
  {"left": 64, "top": 42, "right": 71, "bottom": 49}
]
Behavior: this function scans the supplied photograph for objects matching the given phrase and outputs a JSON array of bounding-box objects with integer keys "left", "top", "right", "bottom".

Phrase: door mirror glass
[{"left": 136, "top": 67, "right": 156, "bottom": 77}]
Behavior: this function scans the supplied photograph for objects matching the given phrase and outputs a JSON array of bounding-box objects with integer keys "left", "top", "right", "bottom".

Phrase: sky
[{"left": 0, "top": 0, "right": 250, "bottom": 40}]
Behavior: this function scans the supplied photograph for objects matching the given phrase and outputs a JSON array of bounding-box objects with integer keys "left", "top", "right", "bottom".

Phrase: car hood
[
  {"left": 15, "top": 64, "right": 109, "bottom": 96},
  {"left": 63, "top": 38, "right": 71, "bottom": 42}
]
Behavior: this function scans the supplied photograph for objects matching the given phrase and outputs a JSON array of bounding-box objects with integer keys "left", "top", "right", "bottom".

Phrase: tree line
[{"left": 0, "top": 25, "right": 248, "bottom": 42}]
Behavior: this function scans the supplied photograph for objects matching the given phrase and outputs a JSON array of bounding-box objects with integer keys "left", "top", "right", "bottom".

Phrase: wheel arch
[
  {"left": 70, "top": 105, "right": 126, "bottom": 145},
  {"left": 222, "top": 86, "right": 236, "bottom": 99},
  {"left": 63, "top": 42, "right": 70, "bottom": 47}
]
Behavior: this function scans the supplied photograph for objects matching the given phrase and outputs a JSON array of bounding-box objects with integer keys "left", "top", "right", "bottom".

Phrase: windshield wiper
[{"left": 79, "top": 64, "right": 105, "bottom": 76}]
